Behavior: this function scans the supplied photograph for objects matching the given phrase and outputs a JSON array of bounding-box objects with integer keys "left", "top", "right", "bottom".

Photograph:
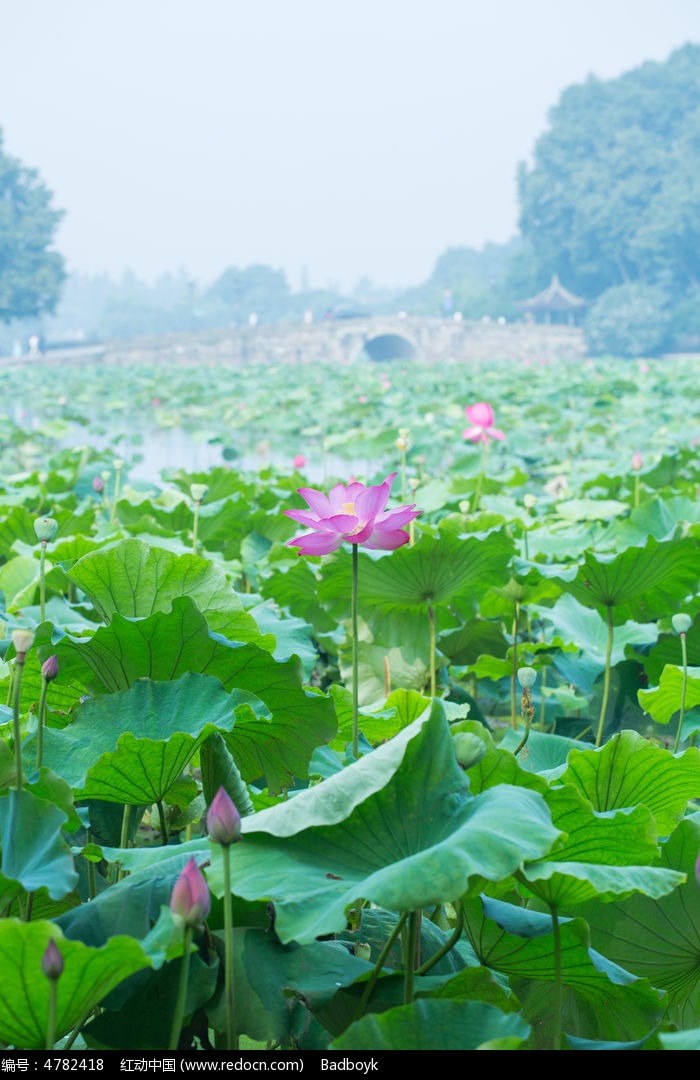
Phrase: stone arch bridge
[{"left": 25, "top": 316, "right": 587, "bottom": 368}]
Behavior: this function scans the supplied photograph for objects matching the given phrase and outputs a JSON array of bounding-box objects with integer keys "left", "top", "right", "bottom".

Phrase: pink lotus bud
[
  {"left": 92, "top": 476, "right": 104, "bottom": 493},
  {"left": 632, "top": 452, "right": 643, "bottom": 471},
  {"left": 293, "top": 454, "right": 307, "bottom": 469},
  {"left": 41, "top": 655, "right": 59, "bottom": 682},
  {"left": 207, "top": 786, "right": 242, "bottom": 846},
  {"left": 170, "top": 858, "right": 211, "bottom": 927},
  {"left": 41, "top": 938, "right": 64, "bottom": 980}
]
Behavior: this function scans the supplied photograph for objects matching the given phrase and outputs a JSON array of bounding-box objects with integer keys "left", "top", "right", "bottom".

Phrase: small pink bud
[
  {"left": 207, "top": 786, "right": 242, "bottom": 846},
  {"left": 170, "top": 858, "right": 211, "bottom": 927},
  {"left": 41, "top": 938, "right": 64, "bottom": 980},
  {"left": 293, "top": 454, "right": 307, "bottom": 469},
  {"left": 92, "top": 476, "right": 104, "bottom": 493},
  {"left": 632, "top": 452, "right": 643, "bottom": 471},
  {"left": 41, "top": 655, "right": 59, "bottom": 682}
]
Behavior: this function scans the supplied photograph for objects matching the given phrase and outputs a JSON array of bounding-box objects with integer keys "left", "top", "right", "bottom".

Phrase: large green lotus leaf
[
  {"left": 329, "top": 685, "right": 432, "bottom": 748},
  {"left": 319, "top": 528, "right": 515, "bottom": 618},
  {"left": 0, "top": 919, "right": 155, "bottom": 1049},
  {"left": 0, "top": 505, "right": 40, "bottom": 558},
  {"left": 520, "top": 785, "right": 684, "bottom": 908},
  {"left": 601, "top": 495, "right": 700, "bottom": 546},
  {"left": 496, "top": 728, "right": 586, "bottom": 779},
  {"left": 39, "top": 673, "right": 235, "bottom": 803},
  {"left": 53, "top": 598, "right": 337, "bottom": 792},
  {"left": 0, "top": 555, "right": 42, "bottom": 611},
  {"left": 221, "top": 705, "right": 561, "bottom": 944},
  {"left": 0, "top": 789, "right": 78, "bottom": 899},
  {"left": 554, "top": 498, "right": 630, "bottom": 522},
  {"left": 552, "top": 536, "right": 700, "bottom": 623},
  {"left": 67, "top": 537, "right": 270, "bottom": 647},
  {"left": 246, "top": 598, "right": 317, "bottom": 681},
  {"left": 200, "top": 731, "right": 255, "bottom": 817},
  {"left": 463, "top": 896, "right": 665, "bottom": 1046},
  {"left": 331, "top": 999, "right": 529, "bottom": 1051},
  {"left": 556, "top": 730, "right": 700, "bottom": 836},
  {"left": 4, "top": 620, "right": 84, "bottom": 717},
  {"left": 438, "top": 616, "right": 508, "bottom": 666},
  {"left": 543, "top": 593, "right": 658, "bottom": 671},
  {"left": 260, "top": 559, "right": 338, "bottom": 637},
  {"left": 638, "top": 665, "right": 700, "bottom": 725},
  {"left": 340, "top": 638, "right": 429, "bottom": 706},
  {"left": 641, "top": 622, "right": 700, "bottom": 684},
  {"left": 576, "top": 819, "right": 700, "bottom": 1028}
]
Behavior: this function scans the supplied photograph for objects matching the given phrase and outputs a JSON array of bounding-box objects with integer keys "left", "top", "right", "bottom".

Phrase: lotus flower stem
[
  {"left": 351, "top": 543, "right": 360, "bottom": 758},
  {"left": 510, "top": 602, "right": 520, "bottom": 729},
  {"left": 46, "top": 979, "right": 57, "bottom": 1050},
  {"left": 36, "top": 675, "right": 49, "bottom": 771},
  {"left": 416, "top": 904, "right": 464, "bottom": 975},
  {"left": 110, "top": 460, "right": 123, "bottom": 524},
  {"left": 353, "top": 911, "right": 408, "bottom": 1021},
  {"left": 39, "top": 542, "right": 47, "bottom": 623},
  {"left": 402, "top": 911, "right": 419, "bottom": 1004},
  {"left": 383, "top": 655, "right": 391, "bottom": 698},
  {"left": 169, "top": 924, "right": 194, "bottom": 1051},
  {"left": 471, "top": 442, "right": 488, "bottom": 513},
  {"left": 673, "top": 631, "right": 689, "bottom": 754},
  {"left": 595, "top": 605, "right": 614, "bottom": 747},
  {"left": 221, "top": 844, "right": 238, "bottom": 1050},
  {"left": 428, "top": 602, "right": 436, "bottom": 697},
  {"left": 117, "top": 804, "right": 132, "bottom": 882},
  {"left": 550, "top": 905, "right": 563, "bottom": 1051},
  {"left": 12, "top": 656, "right": 26, "bottom": 792},
  {"left": 157, "top": 799, "right": 169, "bottom": 844}
]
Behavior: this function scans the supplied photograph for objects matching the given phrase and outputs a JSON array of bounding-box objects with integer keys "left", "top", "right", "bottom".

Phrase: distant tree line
[{"left": 2, "top": 43, "right": 700, "bottom": 357}]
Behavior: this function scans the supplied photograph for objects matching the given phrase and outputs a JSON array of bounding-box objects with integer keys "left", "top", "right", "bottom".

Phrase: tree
[
  {"left": 517, "top": 44, "right": 700, "bottom": 300},
  {"left": 0, "top": 130, "right": 66, "bottom": 322},
  {"left": 205, "top": 264, "right": 291, "bottom": 324}
]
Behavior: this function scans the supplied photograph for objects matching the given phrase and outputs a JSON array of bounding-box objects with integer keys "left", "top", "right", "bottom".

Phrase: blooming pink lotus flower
[
  {"left": 170, "top": 858, "right": 211, "bottom": 927},
  {"left": 462, "top": 402, "right": 505, "bottom": 444},
  {"left": 285, "top": 472, "right": 421, "bottom": 556}
]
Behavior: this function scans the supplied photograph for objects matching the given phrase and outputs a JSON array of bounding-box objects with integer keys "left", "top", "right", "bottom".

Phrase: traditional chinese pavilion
[{"left": 519, "top": 274, "right": 586, "bottom": 325}]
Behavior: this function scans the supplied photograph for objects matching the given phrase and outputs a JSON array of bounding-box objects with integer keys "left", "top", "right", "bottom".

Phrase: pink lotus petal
[
  {"left": 297, "top": 487, "right": 332, "bottom": 517},
  {"left": 288, "top": 531, "right": 345, "bottom": 556},
  {"left": 363, "top": 528, "right": 411, "bottom": 550},
  {"left": 284, "top": 508, "right": 327, "bottom": 529},
  {"left": 355, "top": 479, "right": 391, "bottom": 520},
  {"left": 489, "top": 427, "right": 505, "bottom": 441},
  {"left": 374, "top": 506, "right": 420, "bottom": 529},
  {"left": 462, "top": 426, "right": 484, "bottom": 443},
  {"left": 465, "top": 402, "right": 494, "bottom": 426},
  {"left": 324, "top": 513, "right": 361, "bottom": 533},
  {"left": 348, "top": 521, "right": 374, "bottom": 545}
]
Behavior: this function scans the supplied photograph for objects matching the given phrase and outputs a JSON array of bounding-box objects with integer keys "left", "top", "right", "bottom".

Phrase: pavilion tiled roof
[{"left": 519, "top": 274, "right": 586, "bottom": 312}]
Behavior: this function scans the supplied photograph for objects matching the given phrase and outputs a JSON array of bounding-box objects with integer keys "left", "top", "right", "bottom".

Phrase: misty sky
[{"left": 3, "top": 0, "right": 700, "bottom": 293}]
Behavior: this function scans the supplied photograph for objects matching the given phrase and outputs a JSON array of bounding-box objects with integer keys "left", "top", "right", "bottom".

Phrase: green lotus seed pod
[
  {"left": 190, "top": 483, "right": 209, "bottom": 503},
  {"left": 672, "top": 613, "right": 692, "bottom": 634},
  {"left": 452, "top": 731, "right": 486, "bottom": 769},
  {"left": 113, "top": 459, "right": 124, "bottom": 471},
  {"left": 34, "top": 516, "right": 58, "bottom": 542},
  {"left": 517, "top": 666, "right": 537, "bottom": 689}
]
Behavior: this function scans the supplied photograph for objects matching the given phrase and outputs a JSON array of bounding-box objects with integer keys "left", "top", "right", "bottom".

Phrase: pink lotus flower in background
[
  {"left": 170, "top": 857, "right": 211, "bottom": 927},
  {"left": 462, "top": 402, "right": 505, "bottom": 444},
  {"left": 293, "top": 454, "right": 307, "bottom": 469},
  {"left": 285, "top": 472, "right": 420, "bottom": 556},
  {"left": 632, "top": 451, "right": 643, "bottom": 471}
]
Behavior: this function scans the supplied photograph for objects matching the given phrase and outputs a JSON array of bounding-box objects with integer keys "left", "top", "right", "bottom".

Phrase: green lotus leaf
[
  {"left": 199, "top": 731, "right": 255, "bottom": 817},
  {"left": 0, "top": 555, "right": 42, "bottom": 611},
  {"left": 246, "top": 598, "right": 317, "bottom": 681},
  {"left": 217, "top": 704, "right": 561, "bottom": 944},
  {"left": 330, "top": 999, "right": 530, "bottom": 1051},
  {"left": 54, "top": 597, "right": 337, "bottom": 792},
  {"left": 0, "top": 920, "right": 155, "bottom": 1049},
  {"left": 329, "top": 685, "right": 433, "bottom": 748},
  {"left": 260, "top": 558, "right": 338, "bottom": 637},
  {"left": 543, "top": 593, "right": 658, "bottom": 671},
  {"left": 555, "top": 498, "right": 630, "bottom": 521},
  {"left": 638, "top": 664, "right": 700, "bottom": 725},
  {"left": 438, "top": 616, "right": 508, "bottom": 666},
  {"left": 39, "top": 673, "right": 235, "bottom": 803},
  {"left": 0, "top": 788, "right": 78, "bottom": 899},
  {"left": 463, "top": 896, "right": 665, "bottom": 1047},
  {"left": 552, "top": 536, "right": 700, "bottom": 623},
  {"left": 576, "top": 818, "right": 700, "bottom": 1028},
  {"left": 557, "top": 730, "right": 700, "bottom": 835},
  {"left": 641, "top": 621, "right": 700, "bottom": 684},
  {"left": 68, "top": 537, "right": 270, "bottom": 647}
]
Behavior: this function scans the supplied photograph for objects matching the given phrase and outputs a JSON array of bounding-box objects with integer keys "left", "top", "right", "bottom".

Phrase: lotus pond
[{"left": 1, "top": 348, "right": 700, "bottom": 1052}]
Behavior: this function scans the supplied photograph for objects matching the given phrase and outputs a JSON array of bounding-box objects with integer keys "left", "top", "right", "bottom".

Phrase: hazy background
[{"left": 2, "top": 0, "right": 700, "bottom": 294}]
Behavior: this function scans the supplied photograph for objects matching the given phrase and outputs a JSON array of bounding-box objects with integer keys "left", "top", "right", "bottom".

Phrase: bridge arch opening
[{"left": 360, "top": 334, "right": 417, "bottom": 362}]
